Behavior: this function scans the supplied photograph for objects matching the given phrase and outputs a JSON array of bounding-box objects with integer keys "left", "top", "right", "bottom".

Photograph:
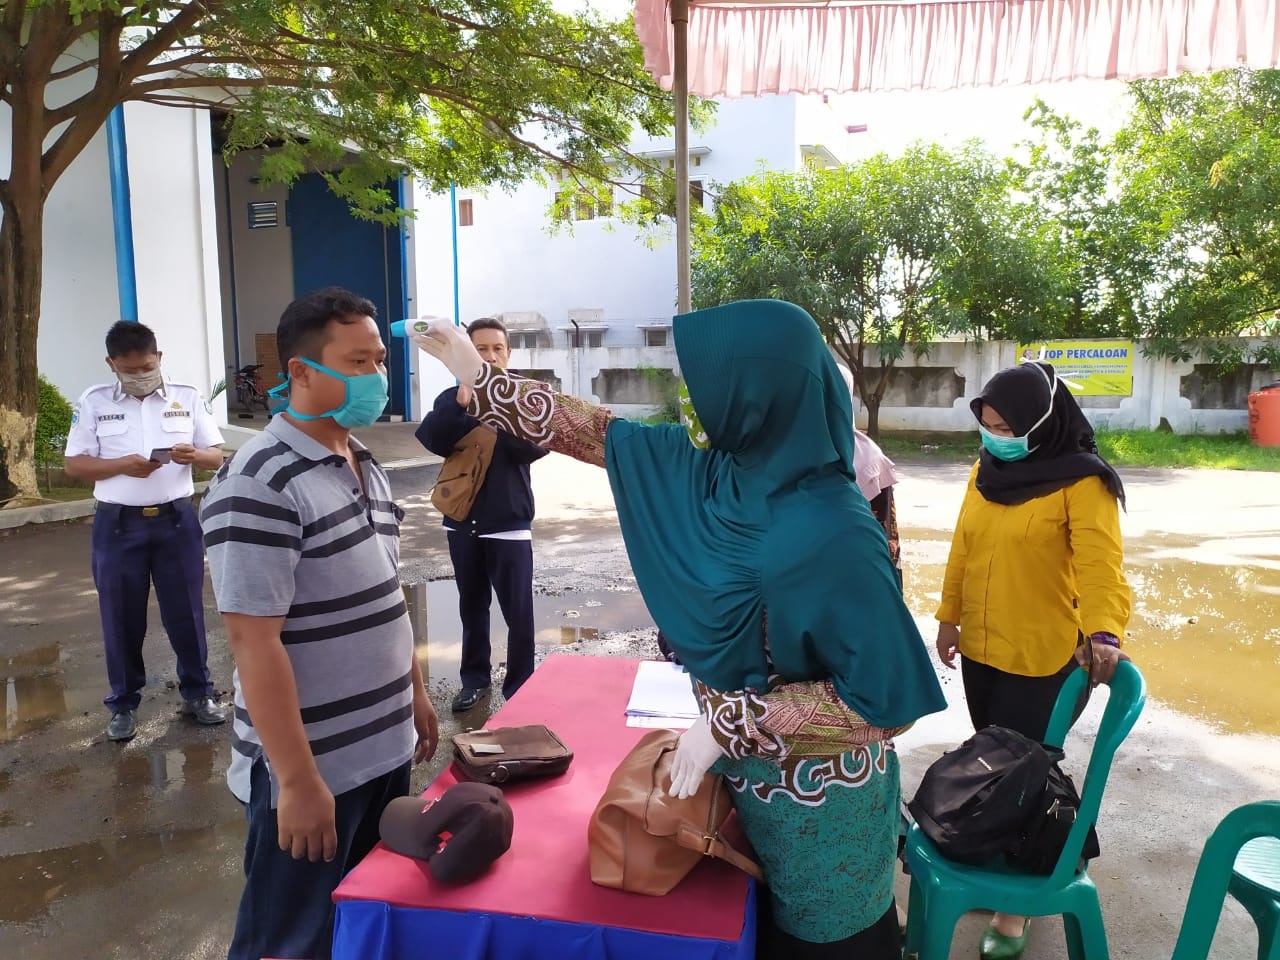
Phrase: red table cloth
[{"left": 332, "top": 655, "right": 754, "bottom": 955}]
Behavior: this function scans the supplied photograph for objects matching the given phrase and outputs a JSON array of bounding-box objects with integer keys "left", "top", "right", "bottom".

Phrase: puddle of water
[
  {"left": 0, "top": 822, "right": 234, "bottom": 925},
  {"left": 1125, "top": 555, "right": 1280, "bottom": 736},
  {"left": 1, "top": 644, "right": 66, "bottom": 743},
  {"left": 403, "top": 580, "right": 654, "bottom": 687},
  {"left": 900, "top": 533, "right": 1280, "bottom": 737},
  {"left": 113, "top": 742, "right": 219, "bottom": 791}
]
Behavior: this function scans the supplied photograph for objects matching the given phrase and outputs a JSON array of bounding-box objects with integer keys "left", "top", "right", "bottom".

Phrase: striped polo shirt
[{"left": 200, "top": 416, "right": 414, "bottom": 804}]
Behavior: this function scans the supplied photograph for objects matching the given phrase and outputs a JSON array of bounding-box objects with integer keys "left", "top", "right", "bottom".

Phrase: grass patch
[
  {"left": 29, "top": 463, "right": 224, "bottom": 506},
  {"left": 876, "top": 432, "right": 980, "bottom": 463},
  {"left": 875, "top": 429, "right": 1280, "bottom": 471},
  {"left": 34, "top": 485, "right": 97, "bottom": 503},
  {"left": 1095, "top": 430, "right": 1280, "bottom": 471}
]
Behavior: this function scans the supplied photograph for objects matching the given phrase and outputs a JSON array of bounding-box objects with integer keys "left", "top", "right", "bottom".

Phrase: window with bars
[
  {"left": 637, "top": 180, "right": 704, "bottom": 211},
  {"left": 557, "top": 185, "right": 614, "bottom": 223},
  {"left": 644, "top": 329, "right": 669, "bottom": 348}
]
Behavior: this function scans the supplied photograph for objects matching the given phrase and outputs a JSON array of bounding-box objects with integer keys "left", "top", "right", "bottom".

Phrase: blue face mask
[
  {"left": 270, "top": 358, "right": 388, "bottom": 428},
  {"left": 978, "top": 362, "right": 1057, "bottom": 463},
  {"left": 978, "top": 426, "right": 1032, "bottom": 462}
]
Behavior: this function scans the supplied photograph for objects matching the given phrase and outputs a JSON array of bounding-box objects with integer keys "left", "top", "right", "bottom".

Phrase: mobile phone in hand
[{"left": 149, "top": 447, "right": 174, "bottom": 464}]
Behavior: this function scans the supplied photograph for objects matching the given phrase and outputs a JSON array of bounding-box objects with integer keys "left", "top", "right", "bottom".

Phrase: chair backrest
[
  {"left": 1042, "top": 660, "right": 1148, "bottom": 885},
  {"left": 1170, "top": 801, "right": 1280, "bottom": 960}
]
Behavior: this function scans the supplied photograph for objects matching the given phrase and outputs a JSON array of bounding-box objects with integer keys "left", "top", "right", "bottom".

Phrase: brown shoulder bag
[
  {"left": 431, "top": 425, "right": 497, "bottom": 522},
  {"left": 587, "top": 728, "right": 762, "bottom": 896},
  {"left": 452, "top": 725, "right": 574, "bottom": 785}
]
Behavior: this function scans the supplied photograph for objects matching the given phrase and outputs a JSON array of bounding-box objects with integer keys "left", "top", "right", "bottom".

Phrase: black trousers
[
  {"left": 757, "top": 900, "right": 900, "bottom": 960},
  {"left": 961, "top": 655, "right": 1090, "bottom": 742},
  {"left": 447, "top": 531, "right": 536, "bottom": 698}
]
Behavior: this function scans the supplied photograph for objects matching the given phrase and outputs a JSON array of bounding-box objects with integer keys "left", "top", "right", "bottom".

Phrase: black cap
[{"left": 379, "top": 782, "right": 514, "bottom": 884}]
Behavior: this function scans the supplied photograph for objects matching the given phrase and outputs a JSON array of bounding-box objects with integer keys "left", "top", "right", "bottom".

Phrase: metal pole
[
  {"left": 672, "top": 0, "right": 691, "bottom": 314},
  {"left": 449, "top": 182, "right": 461, "bottom": 327},
  {"left": 106, "top": 106, "right": 139, "bottom": 323}
]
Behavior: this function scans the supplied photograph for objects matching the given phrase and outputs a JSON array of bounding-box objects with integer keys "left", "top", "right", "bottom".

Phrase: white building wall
[
  {"left": 846, "top": 339, "right": 1277, "bottom": 434},
  {"left": 220, "top": 149, "right": 294, "bottom": 373},
  {"left": 122, "top": 103, "right": 227, "bottom": 422},
  {"left": 507, "top": 344, "right": 679, "bottom": 415},
  {"left": 411, "top": 95, "right": 822, "bottom": 335},
  {"left": 31, "top": 124, "right": 121, "bottom": 403},
  {"left": 409, "top": 94, "right": 867, "bottom": 415},
  {"left": 503, "top": 337, "right": 1277, "bottom": 431},
  {"left": 4, "top": 41, "right": 123, "bottom": 402},
  {"left": 3, "top": 44, "right": 225, "bottom": 418}
]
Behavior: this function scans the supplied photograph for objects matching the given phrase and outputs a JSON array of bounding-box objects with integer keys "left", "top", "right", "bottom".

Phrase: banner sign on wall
[{"left": 1017, "top": 340, "right": 1135, "bottom": 396}]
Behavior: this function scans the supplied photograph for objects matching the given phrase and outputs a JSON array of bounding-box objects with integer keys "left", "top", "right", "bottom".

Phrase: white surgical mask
[{"left": 115, "top": 368, "right": 164, "bottom": 397}]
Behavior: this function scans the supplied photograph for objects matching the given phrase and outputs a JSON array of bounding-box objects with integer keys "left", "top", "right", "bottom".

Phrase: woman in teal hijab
[{"left": 417, "top": 299, "right": 946, "bottom": 957}]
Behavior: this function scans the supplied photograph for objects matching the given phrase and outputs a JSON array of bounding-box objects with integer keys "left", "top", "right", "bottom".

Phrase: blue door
[{"left": 288, "top": 173, "right": 409, "bottom": 418}]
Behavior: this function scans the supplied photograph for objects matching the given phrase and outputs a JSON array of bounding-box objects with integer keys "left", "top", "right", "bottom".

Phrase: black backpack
[{"left": 907, "top": 726, "right": 1100, "bottom": 875}]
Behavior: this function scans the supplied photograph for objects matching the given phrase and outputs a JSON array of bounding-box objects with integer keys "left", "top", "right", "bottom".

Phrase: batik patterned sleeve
[
  {"left": 466, "top": 363, "right": 614, "bottom": 468},
  {"left": 694, "top": 677, "right": 906, "bottom": 763}
]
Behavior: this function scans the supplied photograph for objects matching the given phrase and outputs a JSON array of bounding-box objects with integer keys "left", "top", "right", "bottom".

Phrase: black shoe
[
  {"left": 107, "top": 710, "right": 137, "bottom": 742},
  {"left": 451, "top": 687, "right": 488, "bottom": 712},
  {"left": 180, "top": 696, "right": 228, "bottom": 725}
]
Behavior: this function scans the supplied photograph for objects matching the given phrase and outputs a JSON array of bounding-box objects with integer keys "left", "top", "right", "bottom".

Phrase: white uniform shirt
[{"left": 64, "top": 381, "right": 225, "bottom": 506}]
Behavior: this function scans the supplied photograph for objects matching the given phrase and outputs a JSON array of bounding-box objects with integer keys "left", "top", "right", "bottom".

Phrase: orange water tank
[{"left": 1248, "top": 382, "right": 1280, "bottom": 447}]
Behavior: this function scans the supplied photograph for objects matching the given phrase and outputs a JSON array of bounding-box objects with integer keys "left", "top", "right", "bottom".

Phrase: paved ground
[{"left": 0, "top": 452, "right": 1277, "bottom": 959}]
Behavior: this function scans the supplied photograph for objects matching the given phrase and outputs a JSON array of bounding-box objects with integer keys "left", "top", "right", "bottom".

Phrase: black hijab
[{"left": 971, "top": 361, "right": 1126, "bottom": 508}]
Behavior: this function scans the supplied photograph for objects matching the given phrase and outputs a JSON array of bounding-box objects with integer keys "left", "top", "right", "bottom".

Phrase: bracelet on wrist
[{"left": 1088, "top": 632, "right": 1121, "bottom": 649}]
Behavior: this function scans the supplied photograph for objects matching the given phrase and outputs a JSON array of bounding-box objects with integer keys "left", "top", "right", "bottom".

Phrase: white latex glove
[
  {"left": 410, "top": 317, "right": 483, "bottom": 386},
  {"left": 668, "top": 715, "right": 724, "bottom": 800}
]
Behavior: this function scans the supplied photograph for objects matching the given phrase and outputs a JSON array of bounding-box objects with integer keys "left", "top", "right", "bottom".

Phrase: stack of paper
[{"left": 625, "top": 660, "right": 700, "bottom": 729}]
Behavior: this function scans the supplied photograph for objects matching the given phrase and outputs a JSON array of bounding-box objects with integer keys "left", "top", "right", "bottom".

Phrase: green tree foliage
[
  {"left": 1008, "top": 101, "right": 1165, "bottom": 340},
  {"left": 691, "top": 143, "right": 1051, "bottom": 435},
  {"left": 0, "top": 0, "right": 675, "bottom": 503},
  {"left": 1011, "top": 69, "right": 1280, "bottom": 354},
  {"left": 35, "top": 374, "right": 72, "bottom": 469},
  {"left": 1117, "top": 68, "right": 1280, "bottom": 346}
]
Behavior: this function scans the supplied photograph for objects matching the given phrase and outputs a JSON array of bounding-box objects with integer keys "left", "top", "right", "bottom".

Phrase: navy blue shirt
[{"left": 417, "top": 385, "right": 547, "bottom": 535}]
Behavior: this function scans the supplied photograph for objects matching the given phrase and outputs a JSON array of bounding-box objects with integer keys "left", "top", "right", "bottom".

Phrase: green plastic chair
[
  {"left": 1169, "top": 801, "right": 1280, "bottom": 960},
  {"left": 902, "top": 659, "right": 1147, "bottom": 960}
]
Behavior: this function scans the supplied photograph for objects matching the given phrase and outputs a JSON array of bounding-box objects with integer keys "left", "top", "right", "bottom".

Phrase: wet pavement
[{"left": 0, "top": 453, "right": 1277, "bottom": 959}]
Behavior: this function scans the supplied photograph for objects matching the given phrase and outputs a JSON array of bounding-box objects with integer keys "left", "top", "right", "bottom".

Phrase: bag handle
[{"left": 674, "top": 822, "right": 764, "bottom": 881}]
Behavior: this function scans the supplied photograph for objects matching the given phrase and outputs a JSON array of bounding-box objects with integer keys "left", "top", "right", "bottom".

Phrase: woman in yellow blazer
[{"left": 935, "top": 361, "right": 1133, "bottom": 960}]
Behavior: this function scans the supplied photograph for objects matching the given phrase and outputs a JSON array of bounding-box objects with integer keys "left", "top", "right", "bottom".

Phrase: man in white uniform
[{"left": 64, "top": 321, "right": 228, "bottom": 742}]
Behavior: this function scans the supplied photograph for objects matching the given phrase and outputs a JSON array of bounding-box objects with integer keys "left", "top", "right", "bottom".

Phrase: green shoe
[{"left": 979, "top": 919, "right": 1030, "bottom": 960}]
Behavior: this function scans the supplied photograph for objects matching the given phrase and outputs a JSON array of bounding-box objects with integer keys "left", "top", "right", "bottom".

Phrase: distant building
[
  {"left": 13, "top": 71, "right": 859, "bottom": 427},
  {"left": 411, "top": 94, "right": 859, "bottom": 415}
]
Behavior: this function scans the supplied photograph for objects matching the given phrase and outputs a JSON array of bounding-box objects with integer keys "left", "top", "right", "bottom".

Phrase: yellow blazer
[{"left": 936, "top": 463, "right": 1131, "bottom": 677}]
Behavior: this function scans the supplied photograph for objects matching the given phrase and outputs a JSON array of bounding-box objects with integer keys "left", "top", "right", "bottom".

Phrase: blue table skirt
[{"left": 333, "top": 880, "right": 757, "bottom": 960}]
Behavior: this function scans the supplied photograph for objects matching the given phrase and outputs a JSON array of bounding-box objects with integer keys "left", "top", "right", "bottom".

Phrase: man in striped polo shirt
[{"left": 201, "top": 288, "right": 439, "bottom": 960}]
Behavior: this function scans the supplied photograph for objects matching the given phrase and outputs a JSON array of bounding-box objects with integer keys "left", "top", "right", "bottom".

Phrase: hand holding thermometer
[{"left": 390, "top": 318, "right": 452, "bottom": 338}]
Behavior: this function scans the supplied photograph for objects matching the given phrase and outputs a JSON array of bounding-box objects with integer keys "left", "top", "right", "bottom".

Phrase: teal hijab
[{"left": 605, "top": 300, "right": 945, "bottom": 729}]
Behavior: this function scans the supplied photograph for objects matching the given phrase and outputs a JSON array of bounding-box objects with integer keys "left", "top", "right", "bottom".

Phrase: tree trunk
[
  {"left": 0, "top": 185, "right": 46, "bottom": 506},
  {"left": 864, "top": 395, "right": 882, "bottom": 438},
  {"left": 864, "top": 360, "right": 899, "bottom": 441}
]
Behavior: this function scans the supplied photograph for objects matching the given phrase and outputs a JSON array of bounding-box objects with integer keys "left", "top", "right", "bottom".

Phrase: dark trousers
[
  {"left": 758, "top": 900, "right": 900, "bottom": 960},
  {"left": 228, "top": 758, "right": 411, "bottom": 960},
  {"left": 91, "top": 499, "right": 212, "bottom": 712},
  {"left": 447, "top": 531, "right": 535, "bottom": 698},
  {"left": 961, "top": 655, "right": 1090, "bottom": 742}
]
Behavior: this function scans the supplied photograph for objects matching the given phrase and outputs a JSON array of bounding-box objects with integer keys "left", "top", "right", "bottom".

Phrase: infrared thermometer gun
[{"left": 390, "top": 319, "right": 432, "bottom": 338}]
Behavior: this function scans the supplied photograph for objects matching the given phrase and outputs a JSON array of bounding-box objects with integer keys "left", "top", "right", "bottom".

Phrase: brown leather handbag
[
  {"left": 452, "top": 725, "right": 574, "bottom": 785},
  {"left": 431, "top": 425, "right": 497, "bottom": 522},
  {"left": 587, "top": 729, "right": 763, "bottom": 895}
]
